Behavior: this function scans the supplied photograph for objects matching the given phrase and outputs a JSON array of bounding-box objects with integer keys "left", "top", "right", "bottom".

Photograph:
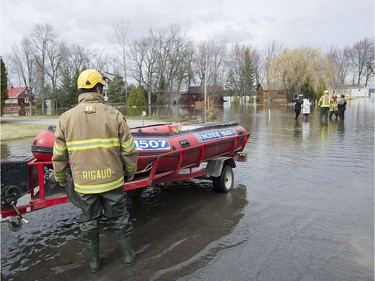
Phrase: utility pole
[
  {"left": 10, "top": 85, "right": 13, "bottom": 116},
  {"left": 203, "top": 67, "right": 208, "bottom": 123},
  {"left": 204, "top": 67, "right": 207, "bottom": 107}
]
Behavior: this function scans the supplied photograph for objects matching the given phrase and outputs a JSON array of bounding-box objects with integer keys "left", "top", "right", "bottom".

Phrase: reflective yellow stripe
[
  {"left": 320, "top": 95, "right": 330, "bottom": 107},
  {"left": 126, "top": 165, "right": 137, "bottom": 174},
  {"left": 121, "top": 137, "right": 135, "bottom": 152},
  {"left": 53, "top": 143, "right": 67, "bottom": 156},
  {"left": 74, "top": 176, "right": 124, "bottom": 194},
  {"left": 67, "top": 138, "right": 120, "bottom": 151},
  {"left": 84, "top": 105, "right": 96, "bottom": 113},
  {"left": 54, "top": 172, "right": 66, "bottom": 181}
]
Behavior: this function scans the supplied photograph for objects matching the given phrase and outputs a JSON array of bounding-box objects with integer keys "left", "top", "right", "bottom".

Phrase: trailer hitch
[{"left": 1, "top": 201, "right": 29, "bottom": 232}]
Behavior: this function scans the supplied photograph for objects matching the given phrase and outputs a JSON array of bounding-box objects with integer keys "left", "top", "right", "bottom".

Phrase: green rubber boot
[
  {"left": 86, "top": 242, "right": 101, "bottom": 272},
  {"left": 118, "top": 236, "right": 136, "bottom": 265}
]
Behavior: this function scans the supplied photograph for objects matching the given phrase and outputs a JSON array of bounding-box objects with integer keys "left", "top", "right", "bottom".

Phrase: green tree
[
  {"left": 1, "top": 57, "right": 8, "bottom": 115},
  {"left": 225, "top": 69, "right": 239, "bottom": 96},
  {"left": 56, "top": 69, "right": 79, "bottom": 108},
  {"left": 156, "top": 74, "right": 167, "bottom": 105},
  {"left": 225, "top": 44, "right": 256, "bottom": 99},
  {"left": 128, "top": 84, "right": 147, "bottom": 106},
  {"left": 107, "top": 74, "right": 126, "bottom": 104},
  {"left": 300, "top": 77, "right": 315, "bottom": 98},
  {"left": 243, "top": 48, "right": 256, "bottom": 96}
]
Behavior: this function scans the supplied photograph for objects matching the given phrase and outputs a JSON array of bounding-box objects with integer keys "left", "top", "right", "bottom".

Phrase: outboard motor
[
  {"left": 31, "top": 126, "right": 55, "bottom": 161},
  {"left": 1, "top": 156, "right": 35, "bottom": 231}
]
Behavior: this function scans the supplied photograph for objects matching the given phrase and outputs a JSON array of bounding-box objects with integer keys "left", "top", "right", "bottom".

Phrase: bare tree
[
  {"left": 109, "top": 20, "right": 131, "bottom": 105},
  {"left": 45, "top": 40, "right": 67, "bottom": 98},
  {"left": 67, "top": 44, "right": 90, "bottom": 72},
  {"left": 359, "top": 37, "right": 374, "bottom": 87},
  {"left": 31, "top": 23, "right": 56, "bottom": 114},
  {"left": 348, "top": 37, "right": 374, "bottom": 86},
  {"left": 250, "top": 48, "right": 262, "bottom": 86},
  {"left": 89, "top": 49, "right": 111, "bottom": 73},
  {"left": 193, "top": 40, "right": 226, "bottom": 87},
  {"left": 8, "top": 37, "right": 36, "bottom": 115},
  {"left": 226, "top": 43, "right": 245, "bottom": 96},
  {"left": 326, "top": 46, "right": 351, "bottom": 90},
  {"left": 261, "top": 40, "right": 285, "bottom": 91},
  {"left": 149, "top": 25, "right": 172, "bottom": 104},
  {"left": 129, "top": 24, "right": 191, "bottom": 105},
  {"left": 130, "top": 37, "right": 156, "bottom": 105},
  {"left": 162, "top": 25, "right": 193, "bottom": 104}
]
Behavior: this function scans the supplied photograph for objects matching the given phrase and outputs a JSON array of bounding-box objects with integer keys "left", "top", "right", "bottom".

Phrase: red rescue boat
[{"left": 31, "top": 122, "right": 249, "bottom": 173}]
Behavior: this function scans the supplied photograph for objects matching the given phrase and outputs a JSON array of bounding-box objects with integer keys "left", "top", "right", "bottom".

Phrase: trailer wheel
[
  {"left": 8, "top": 217, "right": 22, "bottom": 232},
  {"left": 213, "top": 164, "right": 234, "bottom": 193},
  {"left": 1, "top": 185, "right": 22, "bottom": 206}
]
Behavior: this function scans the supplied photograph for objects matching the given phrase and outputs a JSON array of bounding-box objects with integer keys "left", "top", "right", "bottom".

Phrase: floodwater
[{"left": 1, "top": 98, "right": 374, "bottom": 281}]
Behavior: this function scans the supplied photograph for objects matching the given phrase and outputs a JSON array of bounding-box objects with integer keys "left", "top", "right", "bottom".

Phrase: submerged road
[{"left": 1, "top": 99, "right": 374, "bottom": 281}]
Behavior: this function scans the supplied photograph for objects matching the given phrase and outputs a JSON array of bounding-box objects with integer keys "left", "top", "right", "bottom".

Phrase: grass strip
[{"left": 1, "top": 123, "right": 51, "bottom": 141}]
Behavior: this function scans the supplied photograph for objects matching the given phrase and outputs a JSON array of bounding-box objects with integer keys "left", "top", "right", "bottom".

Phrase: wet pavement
[{"left": 1, "top": 98, "right": 374, "bottom": 281}]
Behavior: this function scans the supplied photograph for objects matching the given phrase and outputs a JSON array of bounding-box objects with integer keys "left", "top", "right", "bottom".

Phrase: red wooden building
[
  {"left": 180, "top": 86, "right": 226, "bottom": 106},
  {"left": 4, "top": 87, "right": 35, "bottom": 115}
]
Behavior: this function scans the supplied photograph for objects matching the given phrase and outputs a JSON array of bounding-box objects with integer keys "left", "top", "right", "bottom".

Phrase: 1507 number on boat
[{"left": 134, "top": 139, "right": 171, "bottom": 150}]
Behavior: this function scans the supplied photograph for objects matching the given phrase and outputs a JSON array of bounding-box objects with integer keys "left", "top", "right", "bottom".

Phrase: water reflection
[
  {"left": 1, "top": 182, "right": 248, "bottom": 281},
  {"left": 1, "top": 139, "right": 33, "bottom": 160}
]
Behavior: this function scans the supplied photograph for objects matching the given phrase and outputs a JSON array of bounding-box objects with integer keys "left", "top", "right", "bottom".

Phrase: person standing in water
[
  {"left": 302, "top": 96, "right": 312, "bottom": 121},
  {"left": 318, "top": 90, "right": 330, "bottom": 118},
  {"left": 338, "top": 94, "right": 347, "bottom": 120},
  {"left": 329, "top": 95, "right": 339, "bottom": 119},
  {"left": 292, "top": 94, "right": 303, "bottom": 120},
  {"left": 52, "top": 69, "right": 138, "bottom": 272}
]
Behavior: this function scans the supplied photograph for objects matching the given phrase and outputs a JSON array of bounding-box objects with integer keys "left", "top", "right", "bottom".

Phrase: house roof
[
  {"left": 7, "top": 87, "right": 26, "bottom": 98},
  {"left": 102, "top": 72, "right": 117, "bottom": 81}
]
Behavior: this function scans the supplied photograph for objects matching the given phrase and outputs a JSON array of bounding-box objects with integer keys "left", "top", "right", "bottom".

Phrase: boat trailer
[{"left": 1, "top": 138, "right": 248, "bottom": 232}]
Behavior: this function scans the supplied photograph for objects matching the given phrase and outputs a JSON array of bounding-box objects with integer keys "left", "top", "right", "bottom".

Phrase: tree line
[{"left": 2, "top": 22, "right": 374, "bottom": 114}]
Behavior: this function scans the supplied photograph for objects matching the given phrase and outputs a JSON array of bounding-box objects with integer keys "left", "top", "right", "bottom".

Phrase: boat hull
[{"left": 31, "top": 122, "right": 250, "bottom": 173}]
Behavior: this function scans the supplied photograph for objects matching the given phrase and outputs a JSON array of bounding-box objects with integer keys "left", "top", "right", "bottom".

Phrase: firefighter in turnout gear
[
  {"left": 52, "top": 69, "right": 138, "bottom": 272},
  {"left": 318, "top": 90, "right": 331, "bottom": 119}
]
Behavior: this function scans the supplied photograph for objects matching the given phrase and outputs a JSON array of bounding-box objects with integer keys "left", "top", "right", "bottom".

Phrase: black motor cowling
[{"left": 1, "top": 156, "right": 35, "bottom": 207}]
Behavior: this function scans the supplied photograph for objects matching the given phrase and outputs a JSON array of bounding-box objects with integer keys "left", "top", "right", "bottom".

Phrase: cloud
[{"left": 1, "top": 0, "right": 373, "bottom": 55}]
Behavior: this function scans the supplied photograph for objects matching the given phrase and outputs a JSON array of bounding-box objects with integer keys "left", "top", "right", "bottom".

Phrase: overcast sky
[{"left": 1, "top": 0, "right": 374, "bottom": 55}]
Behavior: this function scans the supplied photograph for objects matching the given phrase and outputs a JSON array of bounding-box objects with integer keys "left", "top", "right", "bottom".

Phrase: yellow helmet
[
  {"left": 77, "top": 69, "right": 105, "bottom": 90},
  {"left": 323, "top": 90, "right": 329, "bottom": 94}
]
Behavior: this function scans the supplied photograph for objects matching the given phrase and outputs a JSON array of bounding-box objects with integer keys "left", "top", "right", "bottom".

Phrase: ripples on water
[{"left": 1, "top": 98, "right": 374, "bottom": 281}]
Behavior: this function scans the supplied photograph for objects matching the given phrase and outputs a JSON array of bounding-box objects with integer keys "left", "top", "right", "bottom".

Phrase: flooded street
[{"left": 1, "top": 98, "right": 374, "bottom": 281}]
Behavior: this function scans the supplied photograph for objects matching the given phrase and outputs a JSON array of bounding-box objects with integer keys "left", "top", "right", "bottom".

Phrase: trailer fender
[{"left": 205, "top": 157, "right": 236, "bottom": 177}]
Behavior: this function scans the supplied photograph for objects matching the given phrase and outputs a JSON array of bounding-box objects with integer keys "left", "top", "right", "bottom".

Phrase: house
[
  {"left": 4, "top": 87, "right": 35, "bottom": 115},
  {"left": 256, "top": 83, "right": 288, "bottom": 102},
  {"left": 180, "top": 86, "right": 226, "bottom": 106},
  {"left": 334, "top": 84, "right": 369, "bottom": 99},
  {"left": 102, "top": 72, "right": 116, "bottom": 102}
]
